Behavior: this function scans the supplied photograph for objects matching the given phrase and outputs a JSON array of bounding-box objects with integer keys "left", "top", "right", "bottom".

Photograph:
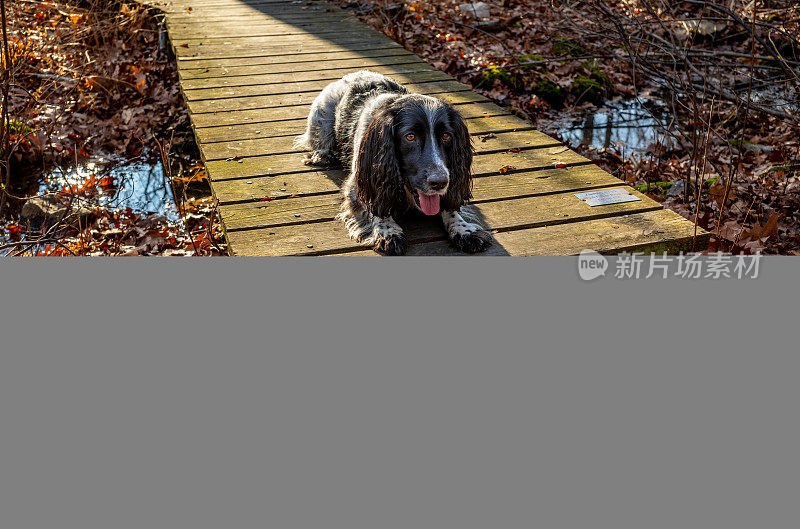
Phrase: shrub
[
  {"left": 477, "top": 67, "right": 522, "bottom": 91},
  {"left": 533, "top": 80, "right": 567, "bottom": 107},
  {"left": 551, "top": 37, "right": 586, "bottom": 57},
  {"left": 573, "top": 76, "right": 603, "bottom": 103},
  {"left": 518, "top": 53, "right": 544, "bottom": 71}
]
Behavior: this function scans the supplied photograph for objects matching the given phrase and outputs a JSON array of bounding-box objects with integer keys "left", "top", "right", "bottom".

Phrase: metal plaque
[{"left": 574, "top": 188, "right": 641, "bottom": 207}]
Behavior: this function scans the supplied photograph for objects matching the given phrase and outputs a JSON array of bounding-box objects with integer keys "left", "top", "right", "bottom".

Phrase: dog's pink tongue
[{"left": 418, "top": 192, "right": 440, "bottom": 216}]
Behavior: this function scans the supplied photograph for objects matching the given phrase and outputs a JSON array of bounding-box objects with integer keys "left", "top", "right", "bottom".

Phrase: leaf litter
[{"left": 1, "top": 1, "right": 226, "bottom": 256}]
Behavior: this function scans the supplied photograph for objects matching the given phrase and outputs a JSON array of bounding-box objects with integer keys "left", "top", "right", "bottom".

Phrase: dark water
[
  {"left": 548, "top": 90, "right": 797, "bottom": 154},
  {"left": 751, "top": 86, "right": 800, "bottom": 115},
  {"left": 545, "top": 98, "right": 675, "bottom": 154},
  {"left": 40, "top": 158, "right": 180, "bottom": 221}
]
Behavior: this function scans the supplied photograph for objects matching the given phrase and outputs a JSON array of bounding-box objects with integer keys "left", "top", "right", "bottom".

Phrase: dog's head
[{"left": 355, "top": 94, "right": 473, "bottom": 218}]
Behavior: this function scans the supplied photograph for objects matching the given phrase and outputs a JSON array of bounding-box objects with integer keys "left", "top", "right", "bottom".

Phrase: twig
[
  {"left": 0, "top": 0, "right": 12, "bottom": 216},
  {"left": 716, "top": 1, "right": 759, "bottom": 240},
  {"left": 155, "top": 132, "right": 198, "bottom": 255}
]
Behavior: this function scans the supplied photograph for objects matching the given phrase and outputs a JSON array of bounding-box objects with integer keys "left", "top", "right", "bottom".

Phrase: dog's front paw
[
  {"left": 450, "top": 228, "right": 492, "bottom": 253},
  {"left": 373, "top": 232, "right": 408, "bottom": 256},
  {"left": 304, "top": 151, "right": 337, "bottom": 167}
]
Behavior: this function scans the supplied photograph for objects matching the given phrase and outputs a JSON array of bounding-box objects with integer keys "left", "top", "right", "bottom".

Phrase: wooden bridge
[{"left": 146, "top": 0, "right": 708, "bottom": 256}]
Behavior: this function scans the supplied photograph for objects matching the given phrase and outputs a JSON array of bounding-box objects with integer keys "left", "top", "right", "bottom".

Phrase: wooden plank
[
  {"left": 165, "top": 13, "right": 350, "bottom": 25},
  {"left": 163, "top": 5, "right": 338, "bottom": 13},
  {"left": 184, "top": 83, "right": 485, "bottom": 114},
  {"left": 171, "top": 30, "right": 387, "bottom": 47},
  {"left": 208, "top": 157, "right": 605, "bottom": 206},
  {"left": 167, "top": 16, "right": 353, "bottom": 29},
  {"left": 199, "top": 127, "right": 566, "bottom": 161},
  {"left": 155, "top": 0, "right": 337, "bottom": 7},
  {"left": 342, "top": 210, "right": 710, "bottom": 256},
  {"left": 171, "top": 28, "right": 391, "bottom": 48},
  {"left": 188, "top": 98, "right": 504, "bottom": 127},
  {"left": 179, "top": 63, "right": 439, "bottom": 90},
  {"left": 158, "top": 2, "right": 341, "bottom": 12},
  {"left": 162, "top": 5, "right": 342, "bottom": 17},
  {"left": 217, "top": 170, "right": 640, "bottom": 231},
  {"left": 204, "top": 137, "right": 583, "bottom": 188},
  {"left": 163, "top": 3, "right": 338, "bottom": 12},
  {"left": 167, "top": 21, "right": 359, "bottom": 39},
  {"left": 162, "top": 0, "right": 334, "bottom": 5},
  {"left": 222, "top": 188, "right": 662, "bottom": 256},
  {"left": 171, "top": 30, "right": 389, "bottom": 47},
  {"left": 181, "top": 70, "right": 455, "bottom": 101},
  {"left": 193, "top": 110, "right": 524, "bottom": 144},
  {"left": 168, "top": 21, "right": 374, "bottom": 42},
  {"left": 177, "top": 55, "right": 430, "bottom": 80},
  {"left": 174, "top": 40, "right": 403, "bottom": 61},
  {"left": 175, "top": 48, "right": 412, "bottom": 69}
]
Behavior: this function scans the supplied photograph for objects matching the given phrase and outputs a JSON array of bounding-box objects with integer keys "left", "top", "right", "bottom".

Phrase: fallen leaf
[
  {"left": 708, "top": 183, "right": 735, "bottom": 208},
  {"left": 742, "top": 212, "right": 780, "bottom": 241},
  {"left": 97, "top": 177, "right": 116, "bottom": 190}
]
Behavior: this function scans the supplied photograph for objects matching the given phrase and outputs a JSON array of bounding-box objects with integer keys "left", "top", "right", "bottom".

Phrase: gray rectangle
[{"left": 575, "top": 188, "right": 642, "bottom": 207}]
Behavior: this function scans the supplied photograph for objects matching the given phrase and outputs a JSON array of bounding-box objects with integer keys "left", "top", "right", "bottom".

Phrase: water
[
  {"left": 548, "top": 90, "right": 797, "bottom": 154},
  {"left": 39, "top": 158, "right": 180, "bottom": 221},
  {"left": 545, "top": 98, "right": 674, "bottom": 154},
  {"left": 750, "top": 86, "right": 799, "bottom": 115}
]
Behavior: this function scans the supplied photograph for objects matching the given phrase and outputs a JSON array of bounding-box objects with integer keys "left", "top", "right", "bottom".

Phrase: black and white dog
[{"left": 294, "top": 71, "right": 492, "bottom": 255}]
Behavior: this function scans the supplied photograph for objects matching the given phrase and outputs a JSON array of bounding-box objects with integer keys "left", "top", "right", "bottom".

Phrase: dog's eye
[
  {"left": 405, "top": 133, "right": 416, "bottom": 142},
  {"left": 442, "top": 133, "right": 452, "bottom": 141}
]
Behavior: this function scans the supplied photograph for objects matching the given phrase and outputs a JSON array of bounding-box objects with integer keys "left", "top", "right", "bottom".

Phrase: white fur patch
[{"left": 441, "top": 209, "right": 482, "bottom": 238}]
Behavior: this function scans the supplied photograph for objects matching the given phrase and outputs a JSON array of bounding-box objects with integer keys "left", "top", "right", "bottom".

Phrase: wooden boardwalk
[{"left": 147, "top": 0, "right": 708, "bottom": 256}]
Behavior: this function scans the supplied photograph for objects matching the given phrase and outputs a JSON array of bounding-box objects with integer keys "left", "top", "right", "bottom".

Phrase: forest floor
[
  {"left": 1, "top": 1, "right": 226, "bottom": 255},
  {"left": 335, "top": 0, "right": 800, "bottom": 254}
]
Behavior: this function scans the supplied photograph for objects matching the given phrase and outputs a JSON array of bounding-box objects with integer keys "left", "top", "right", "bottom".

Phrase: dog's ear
[
  {"left": 442, "top": 106, "right": 473, "bottom": 211},
  {"left": 354, "top": 108, "right": 405, "bottom": 218}
]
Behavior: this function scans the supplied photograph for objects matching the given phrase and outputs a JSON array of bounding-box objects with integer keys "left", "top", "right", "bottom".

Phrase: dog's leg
[
  {"left": 338, "top": 194, "right": 407, "bottom": 255},
  {"left": 369, "top": 216, "right": 407, "bottom": 255},
  {"left": 295, "top": 82, "right": 344, "bottom": 166},
  {"left": 441, "top": 209, "right": 492, "bottom": 253}
]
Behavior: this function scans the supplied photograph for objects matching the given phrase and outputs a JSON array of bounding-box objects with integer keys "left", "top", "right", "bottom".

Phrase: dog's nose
[{"left": 427, "top": 175, "right": 448, "bottom": 191}]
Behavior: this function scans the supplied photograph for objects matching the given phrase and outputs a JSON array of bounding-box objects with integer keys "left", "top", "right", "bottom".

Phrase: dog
[{"left": 293, "top": 71, "right": 492, "bottom": 255}]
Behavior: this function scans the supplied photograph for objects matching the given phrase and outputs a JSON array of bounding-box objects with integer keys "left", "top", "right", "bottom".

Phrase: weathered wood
[
  {"left": 162, "top": 5, "right": 342, "bottom": 18},
  {"left": 199, "top": 128, "right": 569, "bottom": 161},
  {"left": 185, "top": 84, "right": 485, "bottom": 114},
  {"left": 193, "top": 111, "right": 525, "bottom": 144},
  {"left": 178, "top": 55, "right": 430, "bottom": 80},
  {"left": 180, "top": 63, "right": 439, "bottom": 90},
  {"left": 172, "top": 29, "right": 392, "bottom": 50},
  {"left": 174, "top": 41, "right": 403, "bottom": 61},
  {"left": 166, "top": 13, "right": 350, "bottom": 26},
  {"left": 204, "top": 141, "right": 587, "bottom": 191},
  {"left": 218, "top": 174, "right": 642, "bottom": 231},
  {"left": 182, "top": 70, "right": 456, "bottom": 101},
  {"left": 342, "top": 210, "right": 710, "bottom": 257},
  {"left": 167, "top": 20, "right": 362, "bottom": 40},
  {"left": 175, "top": 48, "right": 412, "bottom": 69},
  {"left": 142, "top": 0, "right": 707, "bottom": 255},
  {"left": 169, "top": 21, "right": 379, "bottom": 43},
  {"left": 223, "top": 189, "right": 662, "bottom": 256},
  {"left": 208, "top": 159, "right": 609, "bottom": 206},
  {"left": 189, "top": 100, "right": 503, "bottom": 131}
]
